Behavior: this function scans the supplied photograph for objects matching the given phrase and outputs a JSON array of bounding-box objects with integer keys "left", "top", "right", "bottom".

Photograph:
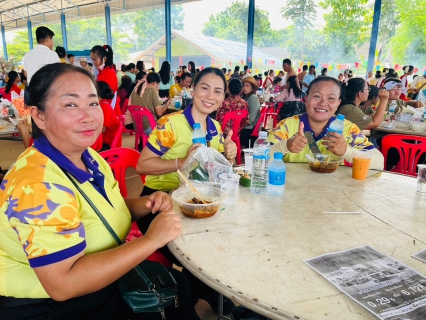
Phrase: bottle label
[
  {"left": 192, "top": 137, "right": 207, "bottom": 145},
  {"left": 253, "top": 148, "right": 270, "bottom": 160},
  {"left": 268, "top": 171, "right": 286, "bottom": 186}
]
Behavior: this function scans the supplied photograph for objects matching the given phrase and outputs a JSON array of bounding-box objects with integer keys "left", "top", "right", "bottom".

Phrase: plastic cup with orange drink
[{"left": 352, "top": 149, "right": 373, "bottom": 180}]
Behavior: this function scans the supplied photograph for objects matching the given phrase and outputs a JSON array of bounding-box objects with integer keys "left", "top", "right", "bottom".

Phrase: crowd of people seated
[{"left": 1, "top": 24, "right": 425, "bottom": 320}]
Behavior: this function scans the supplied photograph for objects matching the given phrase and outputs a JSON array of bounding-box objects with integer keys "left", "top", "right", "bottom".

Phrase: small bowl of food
[
  {"left": 172, "top": 185, "right": 226, "bottom": 219},
  {"left": 305, "top": 153, "right": 342, "bottom": 173}
]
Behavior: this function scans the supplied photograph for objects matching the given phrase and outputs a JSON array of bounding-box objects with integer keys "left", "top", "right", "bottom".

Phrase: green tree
[
  {"left": 202, "top": 1, "right": 281, "bottom": 47},
  {"left": 281, "top": 0, "right": 316, "bottom": 60},
  {"left": 132, "top": 5, "right": 185, "bottom": 52},
  {"left": 319, "top": 0, "right": 371, "bottom": 60},
  {"left": 390, "top": 0, "right": 426, "bottom": 65}
]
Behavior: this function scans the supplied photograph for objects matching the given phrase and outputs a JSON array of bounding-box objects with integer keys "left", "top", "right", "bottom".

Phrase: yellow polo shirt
[{"left": 145, "top": 105, "right": 224, "bottom": 191}]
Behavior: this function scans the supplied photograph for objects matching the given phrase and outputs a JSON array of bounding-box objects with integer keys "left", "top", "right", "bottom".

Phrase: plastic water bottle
[
  {"left": 250, "top": 131, "right": 270, "bottom": 194},
  {"left": 267, "top": 152, "right": 286, "bottom": 196},
  {"left": 192, "top": 123, "right": 207, "bottom": 145},
  {"left": 327, "top": 114, "right": 345, "bottom": 135}
]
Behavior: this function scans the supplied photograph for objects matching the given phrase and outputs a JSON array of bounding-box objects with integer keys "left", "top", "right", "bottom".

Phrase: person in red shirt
[
  {"left": 97, "top": 81, "right": 120, "bottom": 151},
  {"left": 90, "top": 45, "right": 119, "bottom": 112},
  {"left": 2, "top": 71, "right": 21, "bottom": 101}
]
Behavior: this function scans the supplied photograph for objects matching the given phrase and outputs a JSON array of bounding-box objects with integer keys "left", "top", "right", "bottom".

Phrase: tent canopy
[{"left": 0, "top": 0, "right": 199, "bottom": 30}]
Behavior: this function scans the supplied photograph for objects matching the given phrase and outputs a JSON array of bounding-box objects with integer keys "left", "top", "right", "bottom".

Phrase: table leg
[{"left": 218, "top": 293, "right": 232, "bottom": 320}]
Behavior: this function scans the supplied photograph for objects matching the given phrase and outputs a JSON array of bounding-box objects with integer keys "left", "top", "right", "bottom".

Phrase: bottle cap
[
  {"left": 274, "top": 152, "right": 283, "bottom": 159},
  {"left": 259, "top": 131, "right": 267, "bottom": 137},
  {"left": 193, "top": 123, "right": 201, "bottom": 130},
  {"left": 336, "top": 114, "right": 345, "bottom": 121}
]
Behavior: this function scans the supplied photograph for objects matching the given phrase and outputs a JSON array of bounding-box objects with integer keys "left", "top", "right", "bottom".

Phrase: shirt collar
[
  {"left": 33, "top": 134, "right": 102, "bottom": 183},
  {"left": 183, "top": 104, "right": 218, "bottom": 141},
  {"left": 299, "top": 113, "right": 336, "bottom": 142}
]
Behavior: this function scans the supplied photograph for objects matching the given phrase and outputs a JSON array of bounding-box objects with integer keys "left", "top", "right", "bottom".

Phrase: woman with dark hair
[
  {"left": 267, "top": 76, "right": 384, "bottom": 169},
  {"left": 275, "top": 75, "right": 303, "bottom": 103},
  {"left": 370, "top": 71, "right": 381, "bottom": 86},
  {"left": 136, "top": 60, "right": 145, "bottom": 73},
  {"left": 158, "top": 61, "right": 175, "bottom": 98},
  {"left": 263, "top": 69, "right": 274, "bottom": 89},
  {"left": 216, "top": 78, "right": 249, "bottom": 136},
  {"left": 0, "top": 63, "right": 193, "bottom": 320},
  {"left": 135, "top": 67, "right": 237, "bottom": 314},
  {"left": 399, "top": 65, "right": 414, "bottom": 101},
  {"left": 337, "top": 78, "right": 388, "bottom": 130},
  {"left": 360, "top": 85, "right": 380, "bottom": 115},
  {"left": 188, "top": 61, "right": 196, "bottom": 85},
  {"left": 55, "top": 46, "right": 67, "bottom": 63},
  {"left": 97, "top": 81, "right": 121, "bottom": 151},
  {"left": 130, "top": 72, "right": 172, "bottom": 135},
  {"left": 117, "top": 75, "right": 133, "bottom": 113},
  {"left": 376, "top": 68, "right": 389, "bottom": 87},
  {"left": 271, "top": 76, "right": 282, "bottom": 94},
  {"left": 2, "top": 71, "right": 21, "bottom": 100},
  {"left": 240, "top": 76, "right": 261, "bottom": 148},
  {"left": 320, "top": 68, "right": 328, "bottom": 77},
  {"left": 90, "top": 45, "right": 118, "bottom": 111}
]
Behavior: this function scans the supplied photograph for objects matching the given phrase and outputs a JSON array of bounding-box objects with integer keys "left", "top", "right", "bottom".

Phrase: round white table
[{"left": 168, "top": 164, "right": 426, "bottom": 320}]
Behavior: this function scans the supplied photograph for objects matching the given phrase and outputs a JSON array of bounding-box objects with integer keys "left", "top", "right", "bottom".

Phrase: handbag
[{"left": 63, "top": 171, "right": 178, "bottom": 318}]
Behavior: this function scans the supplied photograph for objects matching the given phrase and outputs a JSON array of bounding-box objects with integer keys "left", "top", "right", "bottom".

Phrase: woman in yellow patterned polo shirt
[{"left": 0, "top": 63, "right": 194, "bottom": 319}]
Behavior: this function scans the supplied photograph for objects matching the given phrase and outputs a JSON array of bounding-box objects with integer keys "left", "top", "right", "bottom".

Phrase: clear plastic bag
[{"left": 179, "top": 145, "right": 232, "bottom": 186}]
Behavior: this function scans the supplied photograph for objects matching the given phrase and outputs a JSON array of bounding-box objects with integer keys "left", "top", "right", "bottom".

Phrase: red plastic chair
[
  {"left": 382, "top": 134, "right": 426, "bottom": 177},
  {"left": 263, "top": 102, "right": 278, "bottom": 129},
  {"left": 221, "top": 110, "right": 249, "bottom": 165},
  {"left": 110, "top": 115, "right": 124, "bottom": 149},
  {"left": 99, "top": 148, "right": 172, "bottom": 267},
  {"left": 120, "top": 98, "right": 134, "bottom": 136},
  {"left": 251, "top": 107, "right": 267, "bottom": 138},
  {"left": 128, "top": 105, "right": 157, "bottom": 149}
]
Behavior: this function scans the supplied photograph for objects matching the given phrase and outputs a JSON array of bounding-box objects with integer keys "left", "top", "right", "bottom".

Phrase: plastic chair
[
  {"left": 263, "top": 102, "right": 278, "bottom": 129},
  {"left": 221, "top": 110, "right": 249, "bottom": 165},
  {"left": 120, "top": 97, "right": 134, "bottom": 136},
  {"left": 128, "top": 105, "right": 156, "bottom": 149},
  {"left": 110, "top": 115, "right": 124, "bottom": 149},
  {"left": 382, "top": 134, "right": 426, "bottom": 176},
  {"left": 251, "top": 107, "right": 267, "bottom": 138},
  {"left": 99, "top": 148, "right": 171, "bottom": 267}
]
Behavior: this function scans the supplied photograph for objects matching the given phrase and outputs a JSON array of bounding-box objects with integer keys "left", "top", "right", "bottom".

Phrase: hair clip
[{"left": 103, "top": 45, "right": 108, "bottom": 52}]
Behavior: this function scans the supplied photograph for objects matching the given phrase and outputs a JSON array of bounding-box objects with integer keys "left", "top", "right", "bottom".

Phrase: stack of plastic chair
[
  {"left": 99, "top": 147, "right": 172, "bottom": 267},
  {"left": 127, "top": 105, "right": 156, "bottom": 149},
  {"left": 381, "top": 134, "right": 426, "bottom": 177},
  {"left": 221, "top": 109, "right": 249, "bottom": 165}
]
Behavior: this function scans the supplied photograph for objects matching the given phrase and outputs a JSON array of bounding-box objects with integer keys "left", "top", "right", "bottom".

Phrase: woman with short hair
[
  {"left": 240, "top": 76, "right": 261, "bottom": 148},
  {"left": 337, "top": 78, "right": 389, "bottom": 130}
]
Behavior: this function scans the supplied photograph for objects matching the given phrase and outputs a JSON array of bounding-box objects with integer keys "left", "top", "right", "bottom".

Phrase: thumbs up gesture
[
  {"left": 224, "top": 129, "right": 237, "bottom": 163},
  {"left": 287, "top": 122, "right": 308, "bottom": 153}
]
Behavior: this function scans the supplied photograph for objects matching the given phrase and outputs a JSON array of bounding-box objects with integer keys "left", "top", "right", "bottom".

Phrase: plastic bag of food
[{"left": 179, "top": 145, "right": 232, "bottom": 185}]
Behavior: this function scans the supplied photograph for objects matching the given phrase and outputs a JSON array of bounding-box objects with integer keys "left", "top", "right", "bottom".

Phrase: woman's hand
[
  {"left": 322, "top": 132, "right": 347, "bottom": 156},
  {"left": 287, "top": 122, "right": 308, "bottom": 153},
  {"left": 224, "top": 129, "right": 237, "bottom": 162},
  {"left": 144, "top": 210, "right": 181, "bottom": 248},
  {"left": 144, "top": 191, "right": 173, "bottom": 213},
  {"left": 378, "top": 89, "right": 389, "bottom": 102}
]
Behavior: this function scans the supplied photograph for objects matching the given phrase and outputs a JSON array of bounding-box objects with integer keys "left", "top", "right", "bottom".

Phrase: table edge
[{"left": 167, "top": 242, "right": 304, "bottom": 320}]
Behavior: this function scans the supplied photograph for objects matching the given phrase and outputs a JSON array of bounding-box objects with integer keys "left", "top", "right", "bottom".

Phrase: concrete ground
[{"left": 0, "top": 133, "right": 220, "bottom": 320}]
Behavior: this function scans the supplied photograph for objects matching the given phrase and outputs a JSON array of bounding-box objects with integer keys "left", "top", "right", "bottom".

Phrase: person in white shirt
[{"left": 23, "top": 26, "right": 60, "bottom": 84}]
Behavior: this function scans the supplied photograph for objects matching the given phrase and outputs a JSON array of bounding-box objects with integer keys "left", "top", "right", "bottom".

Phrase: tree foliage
[
  {"left": 390, "top": 0, "right": 426, "bottom": 65},
  {"left": 202, "top": 1, "right": 283, "bottom": 47},
  {"left": 281, "top": 0, "right": 316, "bottom": 60},
  {"left": 319, "top": 0, "right": 371, "bottom": 60}
]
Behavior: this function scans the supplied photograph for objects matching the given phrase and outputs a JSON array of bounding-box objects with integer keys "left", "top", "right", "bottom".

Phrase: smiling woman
[
  {"left": 0, "top": 63, "right": 193, "bottom": 319},
  {"left": 135, "top": 67, "right": 237, "bottom": 312},
  {"left": 267, "top": 77, "right": 384, "bottom": 170}
]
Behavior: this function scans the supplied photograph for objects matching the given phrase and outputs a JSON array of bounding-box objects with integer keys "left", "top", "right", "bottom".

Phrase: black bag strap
[{"left": 63, "top": 171, "right": 156, "bottom": 291}]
